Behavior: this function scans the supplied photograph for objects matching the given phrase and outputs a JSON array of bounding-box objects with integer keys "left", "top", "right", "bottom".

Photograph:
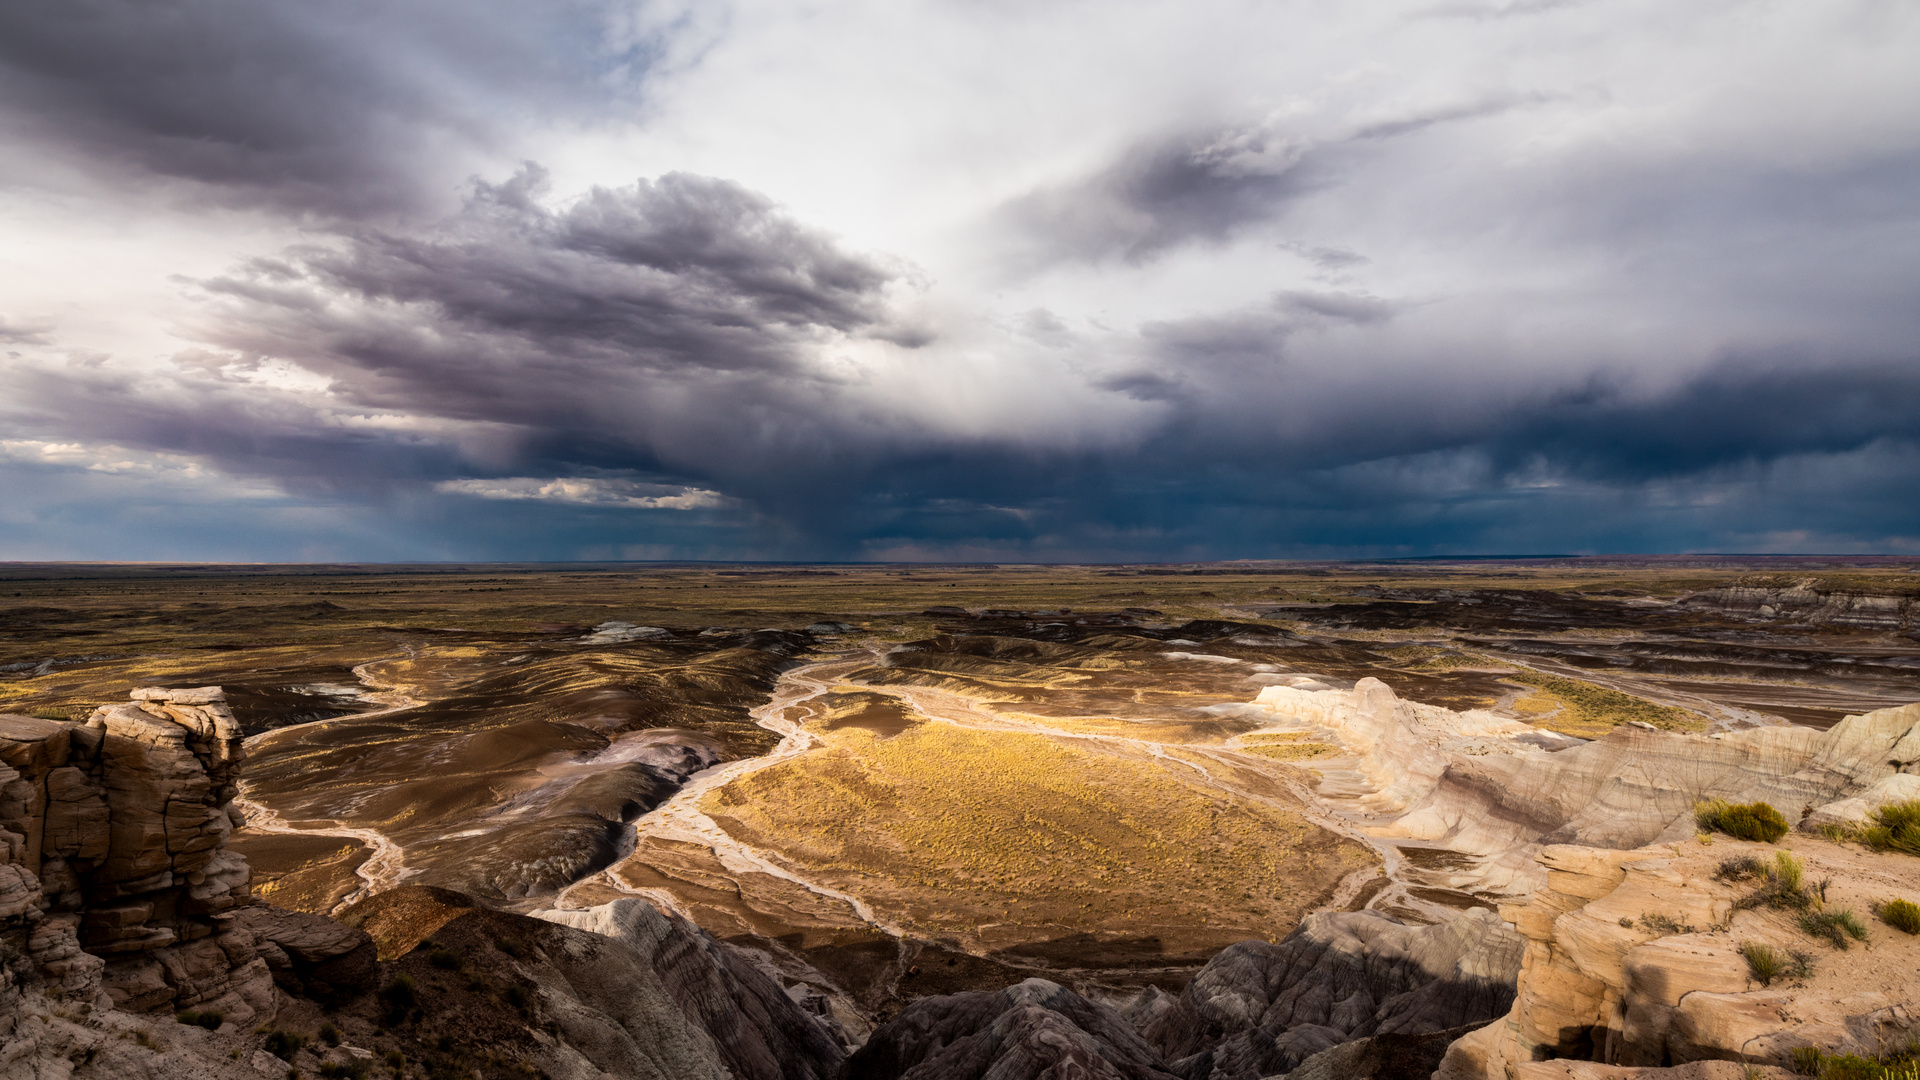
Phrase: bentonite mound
[
  {"left": 843, "top": 907, "right": 1521, "bottom": 1080},
  {"left": 1277, "top": 1023, "right": 1492, "bottom": 1080},
  {"left": 537, "top": 897, "right": 849, "bottom": 1080},
  {"left": 845, "top": 976, "right": 1182, "bottom": 1080},
  {"left": 1138, "top": 907, "right": 1523, "bottom": 1080}
]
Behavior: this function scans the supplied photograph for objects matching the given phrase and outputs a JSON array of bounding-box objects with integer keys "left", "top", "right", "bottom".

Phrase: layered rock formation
[
  {"left": 1438, "top": 835, "right": 1920, "bottom": 1078},
  {"left": 839, "top": 907, "right": 1523, "bottom": 1080},
  {"left": 335, "top": 886, "right": 846, "bottom": 1080},
  {"left": 0, "top": 687, "right": 391, "bottom": 1077},
  {"left": 1248, "top": 676, "right": 1920, "bottom": 896},
  {"left": 1, "top": 688, "right": 290, "bottom": 1023},
  {"left": 1137, "top": 907, "right": 1523, "bottom": 1080},
  {"left": 845, "top": 977, "right": 1181, "bottom": 1080},
  {"left": 1397, "top": 701, "right": 1920, "bottom": 894},
  {"left": 1676, "top": 583, "right": 1917, "bottom": 631},
  {"left": 1247, "top": 678, "right": 1563, "bottom": 814},
  {"left": 536, "top": 897, "right": 848, "bottom": 1077}
]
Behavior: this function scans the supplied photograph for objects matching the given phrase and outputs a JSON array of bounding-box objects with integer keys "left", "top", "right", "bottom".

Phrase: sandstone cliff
[{"left": 1437, "top": 834, "right": 1920, "bottom": 1078}]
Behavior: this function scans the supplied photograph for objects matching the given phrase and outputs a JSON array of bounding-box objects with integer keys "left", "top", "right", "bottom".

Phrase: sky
[{"left": 2, "top": 0, "right": 1918, "bottom": 562}]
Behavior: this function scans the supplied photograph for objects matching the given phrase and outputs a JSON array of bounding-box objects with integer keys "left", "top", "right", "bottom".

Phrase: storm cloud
[{"left": 2, "top": 0, "right": 1918, "bottom": 560}]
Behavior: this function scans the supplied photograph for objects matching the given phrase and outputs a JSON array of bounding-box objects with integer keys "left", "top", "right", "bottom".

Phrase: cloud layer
[{"left": 2, "top": 0, "right": 1919, "bottom": 560}]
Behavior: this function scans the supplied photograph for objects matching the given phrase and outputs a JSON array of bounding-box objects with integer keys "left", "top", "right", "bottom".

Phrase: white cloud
[{"left": 434, "top": 476, "right": 728, "bottom": 510}]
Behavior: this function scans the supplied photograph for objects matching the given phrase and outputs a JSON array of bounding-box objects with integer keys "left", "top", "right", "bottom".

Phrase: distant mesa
[{"left": 582, "top": 621, "right": 674, "bottom": 644}]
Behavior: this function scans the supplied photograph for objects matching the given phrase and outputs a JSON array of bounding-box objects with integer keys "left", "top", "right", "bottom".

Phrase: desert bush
[
  {"left": 1696, "top": 799, "right": 1791, "bottom": 843},
  {"left": 1822, "top": 800, "right": 1920, "bottom": 856},
  {"left": 1715, "top": 854, "right": 1768, "bottom": 882},
  {"left": 1795, "top": 1047, "right": 1827, "bottom": 1076},
  {"left": 1774, "top": 850, "right": 1805, "bottom": 891},
  {"left": 1864, "top": 800, "right": 1920, "bottom": 855},
  {"left": 318, "top": 1022, "right": 340, "bottom": 1046},
  {"left": 316, "top": 1062, "right": 370, "bottom": 1080},
  {"left": 1797, "top": 908, "right": 1869, "bottom": 949},
  {"left": 1822, "top": 1054, "right": 1893, "bottom": 1080},
  {"left": 1873, "top": 898, "right": 1920, "bottom": 934},
  {"left": 503, "top": 982, "right": 533, "bottom": 1014},
  {"left": 1635, "top": 912, "right": 1697, "bottom": 935},
  {"left": 379, "top": 975, "right": 417, "bottom": 1025},
  {"left": 1733, "top": 851, "right": 1815, "bottom": 912},
  {"left": 426, "top": 946, "right": 462, "bottom": 971},
  {"left": 1740, "top": 941, "right": 1813, "bottom": 986},
  {"left": 262, "top": 1029, "right": 308, "bottom": 1061},
  {"left": 174, "top": 1009, "right": 222, "bottom": 1030}
]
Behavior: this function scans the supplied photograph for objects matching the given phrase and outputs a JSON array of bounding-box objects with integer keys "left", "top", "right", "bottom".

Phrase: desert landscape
[{"left": 4, "top": 557, "right": 1920, "bottom": 1078}]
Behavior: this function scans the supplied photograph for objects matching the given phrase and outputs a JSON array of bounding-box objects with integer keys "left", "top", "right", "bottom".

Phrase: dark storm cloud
[
  {"left": 1483, "top": 361, "right": 1920, "bottom": 483},
  {"left": 10, "top": 168, "right": 911, "bottom": 502},
  {"left": 997, "top": 98, "right": 1535, "bottom": 266},
  {"left": 0, "top": 0, "right": 631, "bottom": 215}
]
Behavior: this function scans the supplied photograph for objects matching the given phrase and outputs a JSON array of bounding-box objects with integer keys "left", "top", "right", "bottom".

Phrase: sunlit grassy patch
[
  {"left": 1501, "top": 669, "right": 1706, "bottom": 736},
  {"left": 703, "top": 722, "right": 1375, "bottom": 941},
  {"left": 1236, "top": 740, "right": 1337, "bottom": 761}
]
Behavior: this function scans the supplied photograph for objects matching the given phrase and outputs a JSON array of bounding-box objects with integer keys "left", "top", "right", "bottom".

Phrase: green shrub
[
  {"left": 1797, "top": 909, "right": 1869, "bottom": 949},
  {"left": 1740, "top": 941, "right": 1813, "bottom": 986},
  {"left": 318, "top": 1022, "right": 340, "bottom": 1046},
  {"left": 1864, "top": 800, "right": 1920, "bottom": 855},
  {"left": 1732, "top": 851, "right": 1815, "bottom": 912},
  {"left": 262, "top": 1029, "right": 308, "bottom": 1061},
  {"left": 1874, "top": 898, "right": 1920, "bottom": 934},
  {"left": 1696, "top": 799, "right": 1791, "bottom": 843},
  {"left": 426, "top": 946, "right": 462, "bottom": 971},
  {"left": 1794, "top": 1047, "right": 1826, "bottom": 1075},
  {"left": 1774, "top": 851, "right": 1805, "bottom": 891},
  {"left": 1822, "top": 1054, "right": 1888, "bottom": 1080}
]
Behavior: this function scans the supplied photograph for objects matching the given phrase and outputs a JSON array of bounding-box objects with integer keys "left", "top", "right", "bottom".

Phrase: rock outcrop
[
  {"left": 1274, "top": 1022, "right": 1489, "bottom": 1080},
  {"left": 1676, "top": 583, "right": 1918, "bottom": 631},
  {"left": 1138, "top": 907, "right": 1523, "bottom": 1080},
  {"left": 0, "top": 687, "right": 391, "bottom": 1077},
  {"left": 1437, "top": 835, "right": 1920, "bottom": 1078},
  {"left": 1398, "top": 700, "right": 1920, "bottom": 893},
  {"left": 845, "top": 977, "right": 1181, "bottom": 1080},
  {"left": 1246, "top": 678, "right": 1556, "bottom": 814},
  {"left": 1, "top": 689, "right": 295, "bottom": 1024},
  {"left": 536, "top": 898, "right": 847, "bottom": 1080},
  {"left": 1248, "top": 677, "right": 1920, "bottom": 897}
]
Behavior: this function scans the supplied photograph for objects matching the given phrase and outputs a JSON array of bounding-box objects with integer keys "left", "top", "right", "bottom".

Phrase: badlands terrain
[{"left": 3, "top": 556, "right": 1920, "bottom": 1079}]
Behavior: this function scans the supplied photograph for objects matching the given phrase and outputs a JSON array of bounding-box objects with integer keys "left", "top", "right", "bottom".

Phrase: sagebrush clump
[
  {"left": 1696, "top": 799, "right": 1790, "bottom": 843},
  {"left": 1740, "top": 940, "right": 1813, "bottom": 986},
  {"left": 1821, "top": 800, "right": 1920, "bottom": 855},
  {"left": 1874, "top": 897, "right": 1920, "bottom": 934}
]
